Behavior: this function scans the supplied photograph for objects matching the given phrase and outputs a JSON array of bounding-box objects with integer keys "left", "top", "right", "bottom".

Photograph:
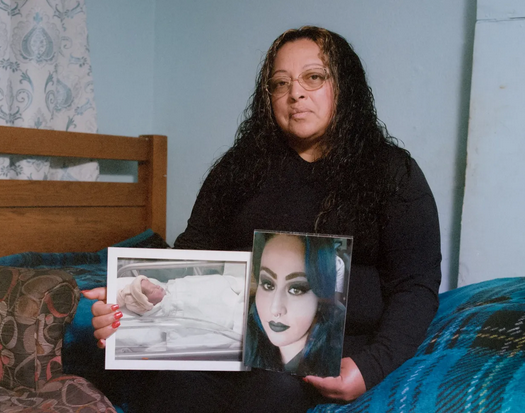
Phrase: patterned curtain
[{"left": 0, "top": 0, "right": 98, "bottom": 181}]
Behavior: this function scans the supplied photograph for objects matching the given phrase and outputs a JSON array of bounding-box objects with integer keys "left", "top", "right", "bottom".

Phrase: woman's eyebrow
[
  {"left": 272, "top": 64, "right": 325, "bottom": 76},
  {"left": 260, "top": 266, "right": 277, "bottom": 279},
  {"left": 285, "top": 272, "right": 307, "bottom": 281}
]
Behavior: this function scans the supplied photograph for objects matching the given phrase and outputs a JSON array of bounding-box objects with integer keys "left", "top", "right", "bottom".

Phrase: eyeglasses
[{"left": 267, "top": 68, "right": 330, "bottom": 97}]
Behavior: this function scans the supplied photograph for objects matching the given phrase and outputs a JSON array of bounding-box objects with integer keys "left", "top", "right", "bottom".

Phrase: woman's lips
[
  {"left": 290, "top": 109, "right": 309, "bottom": 119},
  {"left": 269, "top": 321, "right": 290, "bottom": 332}
]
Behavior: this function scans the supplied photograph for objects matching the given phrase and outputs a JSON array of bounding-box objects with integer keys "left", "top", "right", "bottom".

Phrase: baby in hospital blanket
[{"left": 117, "top": 274, "right": 245, "bottom": 333}]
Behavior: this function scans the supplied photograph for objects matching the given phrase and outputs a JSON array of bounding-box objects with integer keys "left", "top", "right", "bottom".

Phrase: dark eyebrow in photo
[
  {"left": 260, "top": 266, "right": 277, "bottom": 279},
  {"left": 260, "top": 266, "right": 307, "bottom": 281}
]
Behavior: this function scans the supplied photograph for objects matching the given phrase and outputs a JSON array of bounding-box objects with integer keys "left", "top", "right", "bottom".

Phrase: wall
[
  {"left": 85, "top": 1, "right": 156, "bottom": 181},
  {"left": 86, "top": 1, "right": 156, "bottom": 137},
  {"left": 87, "top": 0, "right": 477, "bottom": 292},
  {"left": 458, "top": 0, "right": 525, "bottom": 286}
]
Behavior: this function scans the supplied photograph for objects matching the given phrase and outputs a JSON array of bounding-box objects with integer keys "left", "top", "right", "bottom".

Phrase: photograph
[
  {"left": 105, "top": 247, "right": 252, "bottom": 372},
  {"left": 243, "top": 231, "right": 352, "bottom": 377}
]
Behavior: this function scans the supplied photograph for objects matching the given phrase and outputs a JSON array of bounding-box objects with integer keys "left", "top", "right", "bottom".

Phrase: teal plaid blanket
[{"left": 311, "top": 277, "right": 525, "bottom": 413}]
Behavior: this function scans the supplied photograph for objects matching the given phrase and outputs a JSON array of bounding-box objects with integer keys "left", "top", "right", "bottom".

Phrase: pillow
[
  {"left": 0, "top": 266, "right": 79, "bottom": 391},
  {"left": 2, "top": 156, "right": 51, "bottom": 180},
  {"left": 48, "top": 157, "right": 99, "bottom": 181}
]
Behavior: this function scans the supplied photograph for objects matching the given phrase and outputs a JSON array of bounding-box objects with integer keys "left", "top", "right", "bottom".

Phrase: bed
[
  {"left": 0, "top": 125, "right": 167, "bottom": 255},
  {"left": 1, "top": 126, "right": 524, "bottom": 413},
  {"left": 0, "top": 125, "right": 169, "bottom": 412}
]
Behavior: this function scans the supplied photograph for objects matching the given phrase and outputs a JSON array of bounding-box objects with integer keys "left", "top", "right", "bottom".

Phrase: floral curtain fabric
[{"left": 0, "top": 0, "right": 98, "bottom": 180}]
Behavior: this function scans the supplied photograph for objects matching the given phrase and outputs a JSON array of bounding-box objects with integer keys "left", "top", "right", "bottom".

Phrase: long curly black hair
[{"left": 202, "top": 26, "right": 409, "bottom": 251}]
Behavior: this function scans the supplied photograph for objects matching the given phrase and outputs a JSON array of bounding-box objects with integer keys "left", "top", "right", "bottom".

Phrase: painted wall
[
  {"left": 86, "top": 1, "right": 155, "bottom": 137},
  {"left": 458, "top": 0, "right": 525, "bottom": 286},
  {"left": 86, "top": 0, "right": 476, "bottom": 292},
  {"left": 86, "top": 0, "right": 156, "bottom": 181}
]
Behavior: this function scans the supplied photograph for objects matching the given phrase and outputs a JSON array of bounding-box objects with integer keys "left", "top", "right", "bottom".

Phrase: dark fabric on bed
[
  {"left": 0, "top": 267, "right": 79, "bottom": 391},
  {"left": 0, "top": 375, "right": 118, "bottom": 412},
  {"left": 309, "top": 277, "right": 525, "bottom": 413},
  {"left": 0, "top": 229, "right": 170, "bottom": 412},
  {"left": 0, "top": 266, "right": 117, "bottom": 412}
]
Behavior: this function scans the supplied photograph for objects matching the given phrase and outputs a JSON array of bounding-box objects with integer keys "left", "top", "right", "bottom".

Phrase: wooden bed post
[{"left": 139, "top": 135, "right": 167, "bottom": 240}]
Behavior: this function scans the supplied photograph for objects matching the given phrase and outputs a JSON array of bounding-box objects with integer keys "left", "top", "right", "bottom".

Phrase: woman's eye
[
  {"left": 288, "top": 283, "right": 311, "bottom": 296},
  {"left": 307, "top": 72, "right": 325, "bottom": 80},
  {"left": 260, "top": 280, "right": 275, "bottom": 291},
  {"left": 271, "top": 79, "right": 289, "bottom": 89}
]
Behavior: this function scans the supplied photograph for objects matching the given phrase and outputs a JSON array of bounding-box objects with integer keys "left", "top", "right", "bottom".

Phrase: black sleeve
[{"left": 351, "top": 158, "right": 442, "bottom": 389}]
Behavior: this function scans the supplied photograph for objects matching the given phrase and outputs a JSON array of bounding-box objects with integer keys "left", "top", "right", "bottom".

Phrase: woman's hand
[
  {"left": 81, "top": 287, "right": 122, "bottom": 349},
  {"left": 304, "top": 357, "right": 366, "bottom": 402}
]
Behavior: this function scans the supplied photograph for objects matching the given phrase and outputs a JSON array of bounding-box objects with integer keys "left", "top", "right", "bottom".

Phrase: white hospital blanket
[{"left": 115, "top": 274, "right": 245, "bottom": 353}]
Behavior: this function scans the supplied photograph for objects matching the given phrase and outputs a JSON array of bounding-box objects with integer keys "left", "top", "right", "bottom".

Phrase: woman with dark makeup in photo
[
  {"left": 244, "top": 232, "right": 346, "bottom": 377},
  {"left": 83, "top": 26, "right": 441, "bottom": 413}
]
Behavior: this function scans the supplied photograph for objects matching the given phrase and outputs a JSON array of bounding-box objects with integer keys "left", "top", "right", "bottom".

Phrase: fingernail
[
  {"left": 111, "top": 304, "right": 120, "bottom": 311},
  {"left": 112, "top": 320, "right": 120, "bottom": 329},
  {"left": 97, "top": 339, "right": 106, "bottom": 349},
  {"left": 302, "top": 378, "right": 309, "bottom": 383},
  {"left": 114, "top": 311, "right": 123, "bottom": 320}
]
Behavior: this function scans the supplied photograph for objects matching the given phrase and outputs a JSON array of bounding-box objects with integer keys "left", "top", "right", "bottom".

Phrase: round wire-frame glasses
[{"left": 266, "top": 67, "right": 330, "bottom": 97}]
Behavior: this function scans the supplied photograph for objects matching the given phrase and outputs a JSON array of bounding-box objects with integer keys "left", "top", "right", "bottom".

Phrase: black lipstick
[{"left": 269, "top": 321, "right": 290, "bottom": 332}]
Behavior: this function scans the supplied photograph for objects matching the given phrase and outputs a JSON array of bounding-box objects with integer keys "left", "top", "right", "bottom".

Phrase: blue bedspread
[{"left": 310, "top": 277, "right": 525, "bottom": 413}]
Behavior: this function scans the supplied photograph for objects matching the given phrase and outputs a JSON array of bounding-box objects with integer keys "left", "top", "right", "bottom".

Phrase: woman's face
[
  {"left": 255, "top": 235, "right": 319, "bottom": 361},
  {"left": 270, "top": 39, "right": 334, "bottom": 161},
  {"left": 141, "top": 278, "right": 166, "bottom": 305}
]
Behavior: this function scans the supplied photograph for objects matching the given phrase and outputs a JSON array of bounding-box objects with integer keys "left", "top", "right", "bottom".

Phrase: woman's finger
[
  {"left": 92, "top": 303, "right": 121, "bottom": 327},
  {"left": 91, "top": 299, "right": 118, "bottom": 317},
  {"left": 93, "top": 322, "right": 119, "bottom": 341},
  {"left": 82, "top": 287, "right": 120, "bottom": 346},
  {"left": 81, "top": 287, "right": 107, "bottom": 302},
  {"left": 305, "top": 357, "right": 366, "bottom": 401},
  {"left": 305, "top": 376, "right": 342, "bottom": 398}
]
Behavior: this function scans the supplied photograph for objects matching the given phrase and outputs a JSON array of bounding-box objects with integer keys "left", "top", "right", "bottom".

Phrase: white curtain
[{"left": 0, "top": 0, "right": 98, "bottom": 181}]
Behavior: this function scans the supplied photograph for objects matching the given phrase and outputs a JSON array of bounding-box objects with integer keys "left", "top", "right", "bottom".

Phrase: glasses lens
[
  {"left": 268, "top": 76, "right": 291, "bottom": 96},
  {"left": 300, "top": 69, "right": 328, "bottom": 90}
]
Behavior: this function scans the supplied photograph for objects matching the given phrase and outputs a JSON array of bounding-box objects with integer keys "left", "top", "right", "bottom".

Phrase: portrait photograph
[
  {"left": 243, "top": 230, "right": 353, "bottom": 377},
  {"left": 105, "top": 247, "right": 251, "bottom": 372}
]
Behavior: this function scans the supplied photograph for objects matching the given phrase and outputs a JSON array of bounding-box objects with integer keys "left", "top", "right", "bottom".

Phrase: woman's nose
[
  {"left": 289, "top": 79, "right": 306, "bottom": 100},
  {"left": 270, "top": 291, "right": 287, "bottom": 317}
]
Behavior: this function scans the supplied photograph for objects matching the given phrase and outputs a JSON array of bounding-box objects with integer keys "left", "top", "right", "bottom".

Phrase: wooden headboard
[{"left": 0, "top": 126, "right": 167, "bottom": 256}]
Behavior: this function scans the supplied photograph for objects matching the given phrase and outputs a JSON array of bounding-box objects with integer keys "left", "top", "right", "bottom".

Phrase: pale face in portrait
[
  {"left": 255, "top": 235, "right": 319, "bottom": 363},
  {"left": 141, "top": 278, "right": 166, "bottom": 305},
  {"left": 271, "top": 39, "right": 334, "bottom": 161}
]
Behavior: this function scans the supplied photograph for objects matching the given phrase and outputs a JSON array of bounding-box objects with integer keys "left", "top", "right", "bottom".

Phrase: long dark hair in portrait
[
  {"left": 244, "top": 232, "right": 345, "bottom": 377},
  {"left": 198, "top": 26, "right": 410, "bottom": 260}
]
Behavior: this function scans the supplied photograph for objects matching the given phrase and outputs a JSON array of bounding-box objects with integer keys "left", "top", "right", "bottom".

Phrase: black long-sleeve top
[{"left": 174, "top": 146, "right": 442, "bottom": 389}]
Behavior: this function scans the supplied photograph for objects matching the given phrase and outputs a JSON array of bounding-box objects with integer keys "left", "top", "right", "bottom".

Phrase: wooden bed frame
[{"left": 0, "top": 126, "right": 167, "bottom": 256}]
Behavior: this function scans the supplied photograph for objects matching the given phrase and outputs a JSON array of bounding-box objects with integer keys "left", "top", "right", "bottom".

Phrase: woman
[
  {"left": 85, "top": 26, "right": 441, "bottom": 412},
  {"left": 245, "top": 232, "right": 346, "bottom": 377}
]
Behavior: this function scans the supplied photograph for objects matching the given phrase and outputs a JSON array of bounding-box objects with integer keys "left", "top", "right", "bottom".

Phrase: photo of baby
[{"left": 105, "top": 247, "right": 251, "bottom": 372}]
